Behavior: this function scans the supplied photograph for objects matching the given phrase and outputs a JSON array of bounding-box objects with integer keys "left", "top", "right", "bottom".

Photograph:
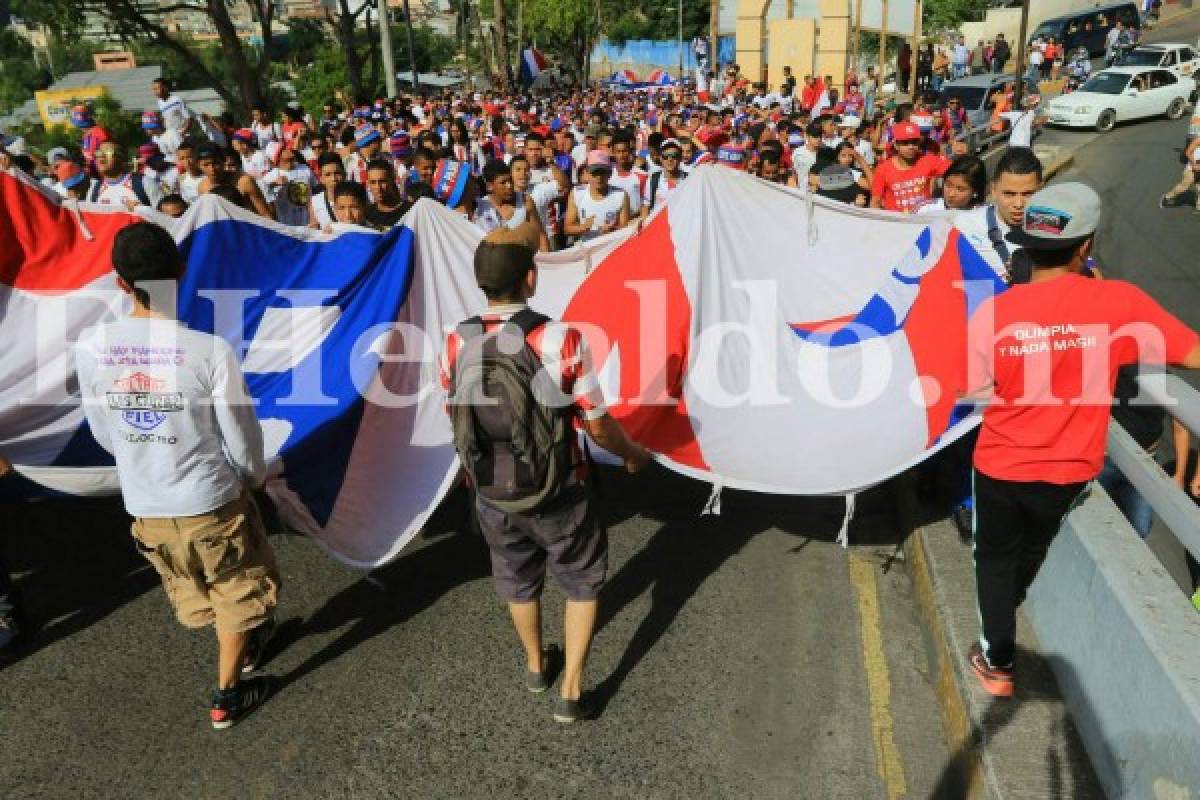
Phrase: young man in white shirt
[
  {"left": 75, "top": 223, "right": 279, "bottom": 730},
  {"left": 608, "top": 132, "right": 647, "bottom": 218},
  {"left": 152, "top": 78, "right": 192, "bottom": 136}
]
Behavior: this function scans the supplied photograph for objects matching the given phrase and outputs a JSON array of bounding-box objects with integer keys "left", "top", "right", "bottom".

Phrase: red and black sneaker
[
  {"left": 210, "top": 675, "right": 274, "bottom": 730},
  {"left": 968, "top": 642, "right": 1014, "bottom": 698}
]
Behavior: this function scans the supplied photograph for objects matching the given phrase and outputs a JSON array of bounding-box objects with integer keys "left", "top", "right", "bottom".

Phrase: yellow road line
[{"left": 849, "top": 551, "right": 908, "bottom": 800}]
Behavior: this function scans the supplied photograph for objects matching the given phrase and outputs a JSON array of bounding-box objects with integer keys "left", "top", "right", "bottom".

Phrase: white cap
[{"left": 838, "top": 115, "right": 862, "bottom": 129}]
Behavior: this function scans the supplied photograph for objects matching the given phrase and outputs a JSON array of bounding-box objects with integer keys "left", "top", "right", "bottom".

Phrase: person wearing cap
[
  {"left": 345, "top": 125, "right": 384, "bottom": 188},
  {"left": 815, "top": 164, "right": 869, "bottom": 206},
  {"left": 837, "top": 116, "right": 874, "bottom": 167},
  {"left": 70, "top": 104, "right": 111, "bottom": 177},
  {"left": 431, "top": 159, "right": 478, "bottom": 217},
  {"left": 135, "top": 142, "right": 173, "bottom": 207},
  {"left": 642, "top": 138, "right": 689, "bottom": 214},
  {"left": 870, "top": 120, "right": 965, "bottom": 213},
  {"left": 439, "top": 224, "right": 651, "bottom": 723},
  {"left": 564, "top": 150, "right": 630, "bottom": 242},
  {"left": 141, "top": 110, "right": 181, "bottom": 163},
  {"left": 40, "top": 146, "right": 71, "bottom": 190},
  {"left": 231, "top": 129, "right": 270, "bottom": 180},
  {"left": 54, "top": 161, "right": 92, "bottom": 202},
  {"left": 962, "top": 182, "right": 1200, "bottom": 698}
]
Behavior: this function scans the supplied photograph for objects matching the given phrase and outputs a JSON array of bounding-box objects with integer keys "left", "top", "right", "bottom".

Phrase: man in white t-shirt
[
  {"left": 641, "top": 139, "right": 688, "bottom": 216},
  {"left": 75, "top": 222, "right": 278, "bottom": 730},
  {"left": 152, "top": 78, "right": 192, "bottom": 135},
  {"left": 608, "top": 132, "right": 647, "bottom": 217}
]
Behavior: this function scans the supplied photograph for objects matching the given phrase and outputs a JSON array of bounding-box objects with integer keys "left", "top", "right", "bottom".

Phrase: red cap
[{"left": 892, "top": 122, "right": 922, "bottom": 142}]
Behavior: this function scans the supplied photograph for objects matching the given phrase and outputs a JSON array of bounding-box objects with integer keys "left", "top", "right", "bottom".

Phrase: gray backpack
[{"left": 449, "top": 309, "right": 576, "bottom": 513}]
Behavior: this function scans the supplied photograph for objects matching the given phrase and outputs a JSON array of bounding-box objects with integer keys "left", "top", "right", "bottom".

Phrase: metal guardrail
[{"left": 1105, "top": 372, "right": 1200, "bottom": 567}]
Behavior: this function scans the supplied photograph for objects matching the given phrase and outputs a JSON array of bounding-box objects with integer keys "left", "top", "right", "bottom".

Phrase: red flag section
[
  {"left": 561, "top": 210, "right": 709, "bottom": 472},
  {"left": 0, "top": 171, "right": 138, "bottom": 293}
]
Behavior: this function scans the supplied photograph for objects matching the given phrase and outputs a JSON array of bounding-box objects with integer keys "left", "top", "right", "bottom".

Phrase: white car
[
  {"left": 1122, "top": 43, "right": 1200, "bottom": 81},
  {"left": 1047, "top": 66, "right": 1196, "bottom": 132}
]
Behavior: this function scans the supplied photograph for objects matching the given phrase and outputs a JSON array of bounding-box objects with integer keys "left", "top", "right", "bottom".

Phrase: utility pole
[
  {"left": 878, "top": 0, "right": 888, "bottom": 90},
  {"left": 678, "top": 0, "right": 684, "bottom": 80},
  {"left": 911, "top": 0, "right": 922, "bottom": 90},
  {"left": 710, "top": 0, "right": 719, "bottom": 71},
  {"left": 402, "top": 0, "right": 419, "bottom": 89},
  {"left": 379, "top": 0, "right": 398, "bottom": 97},
  {"left": 1013, "top": 0, "right": 1031, "bottom": 106}
]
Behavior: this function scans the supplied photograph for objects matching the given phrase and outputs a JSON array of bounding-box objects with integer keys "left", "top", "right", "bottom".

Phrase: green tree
[
  {"left": 923, "top": 0, "right": 991, "bottom": 33},
  {"left": 0, "top": 27, "right": 51, "bottom": 115},
  {"left": 602, "top": 0, "right": 710, "bottom": 47},
  {"left": 13, "top": 0, "right": 280, "bottom": 116},
  {"left": 522, "top": 0, "right": 601, "bottom": 87}
]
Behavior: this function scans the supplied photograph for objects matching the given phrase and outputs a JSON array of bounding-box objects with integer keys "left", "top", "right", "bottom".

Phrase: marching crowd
[
  {"left": 3, "top": 48, "right": 1200, "bottom": 733},
  {"left": 2, "top": 69, "right": 1050, "bottom": 239}
]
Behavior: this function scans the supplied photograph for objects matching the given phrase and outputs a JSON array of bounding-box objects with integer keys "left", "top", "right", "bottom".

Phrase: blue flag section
[{"left": 176, "top": 216, "right": 416, "bottom": 527}]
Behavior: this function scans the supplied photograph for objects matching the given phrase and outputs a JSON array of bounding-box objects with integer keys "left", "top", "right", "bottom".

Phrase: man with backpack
[
  {"left": 440, "top": 224, "right": 651, "bottom": 723},
  {"left": 641, "top": 138, "right": 688, "bottom": 216}
]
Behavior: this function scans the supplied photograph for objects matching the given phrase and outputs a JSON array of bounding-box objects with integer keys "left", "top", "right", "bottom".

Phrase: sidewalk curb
[
  {"left": 1041, "top": 152, "right": 1075, "bottom": 182},
  {"left": 903, "top": 521, "right": 987, "bottom": 798},
  {"left": 894, "top": 478, "right": 1103, "bottom": 799}
]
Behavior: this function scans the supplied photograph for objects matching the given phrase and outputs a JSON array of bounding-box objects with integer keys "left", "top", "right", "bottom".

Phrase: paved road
[{"left": 1, "top": 469, "right": 954, "bottom": 799}]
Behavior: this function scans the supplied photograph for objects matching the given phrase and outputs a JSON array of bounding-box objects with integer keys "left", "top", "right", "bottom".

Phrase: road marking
[{"left": 848, "top": 551, "right": 908, "bottom": 800}]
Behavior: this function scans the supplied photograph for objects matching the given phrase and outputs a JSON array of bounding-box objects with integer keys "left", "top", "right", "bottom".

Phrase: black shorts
[{"left": 475, "top": 492, "right": 607, "bottom": 603}]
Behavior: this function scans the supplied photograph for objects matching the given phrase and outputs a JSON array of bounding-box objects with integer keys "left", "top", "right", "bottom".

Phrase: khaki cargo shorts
[{"left": 131, "top": 493, "right": 280, "bottom": 634}]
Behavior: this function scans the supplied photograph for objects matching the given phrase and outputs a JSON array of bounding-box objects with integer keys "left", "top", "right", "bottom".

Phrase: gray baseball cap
[{"left": 1006, "top": 182, "right": 1101, "bottom": 249}]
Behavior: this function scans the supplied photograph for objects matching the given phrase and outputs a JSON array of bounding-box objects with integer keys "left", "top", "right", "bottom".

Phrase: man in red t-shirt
[
  {"left": 870, "top": 122, "right": 964, "bottom": 213},
  {"left": 963, "top": 183, "right": 1200, "bottom": 697}
]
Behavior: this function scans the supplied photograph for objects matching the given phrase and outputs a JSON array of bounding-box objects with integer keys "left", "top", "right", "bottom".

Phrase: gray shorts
[{"left": 474, "top": 492, "right": 607, "bottom": 602}]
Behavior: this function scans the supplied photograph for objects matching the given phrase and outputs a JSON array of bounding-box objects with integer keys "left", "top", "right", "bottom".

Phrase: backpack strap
[
  {"left": 986, "top": 204, "right": 1011, "bottom": 266},
  {"left": 455, "top": 315, "right": 485, "bottom": 341},
  {"left": 88, "top": 179, "right": 101, "bottom": 202},
  {"left": 132, "top": 173, "right": 150, "bottom": 207},
  {"left": 507, "top": 308, "right": 550, "bottom": 338},
  {"left": 648, "top": 171, "right": 662, "bottom": 209}
]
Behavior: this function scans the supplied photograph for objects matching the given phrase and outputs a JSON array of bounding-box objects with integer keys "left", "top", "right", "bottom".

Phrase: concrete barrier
[{"left": 1025, "top": 489, "right": 1200, "bottom": 800}]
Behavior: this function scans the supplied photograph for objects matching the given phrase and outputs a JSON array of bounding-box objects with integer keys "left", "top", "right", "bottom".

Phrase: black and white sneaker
[
  {"left": 1159, "top": 195, "right": 1171, "bottom": 209},
  {"left": 526, "top": 646, "right": 562, "bottom": 693},
  {"left": 210, "top": 675, "right": 274, "bottom": 730},
  {"left": 0, "top": 613, "right": 21, "bottom": 657},
  {"left": 552, "top": 692, "right": 595, "bottom": 723},
  {"left": 241, "top": 617, "right": 275, "bottom": 675}
]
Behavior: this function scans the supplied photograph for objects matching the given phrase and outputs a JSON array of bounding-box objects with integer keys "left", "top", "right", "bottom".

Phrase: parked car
[
  {"left": 1028, "top": 2, "right": 1141, "bottom": 58},
  {"left": 1121, "top": 43, "right": 1200, "bottom": 83},
  {"left": 938, "top": 73, "right": 1020, "bottom": 152},
  {"left": 1047, "top": 66, "right": 1196, "bottom": 132}
]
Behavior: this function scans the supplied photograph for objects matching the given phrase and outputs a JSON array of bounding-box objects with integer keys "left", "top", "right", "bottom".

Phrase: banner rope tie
[
  {"left": 64, "top": 198, "right": 95, "bottom": 241},
  {"left": 700, "top": 482, "right": 723, "bottom": 516},
  {"left": 836, "top": 492, "right": 856, "bottom": 549}
]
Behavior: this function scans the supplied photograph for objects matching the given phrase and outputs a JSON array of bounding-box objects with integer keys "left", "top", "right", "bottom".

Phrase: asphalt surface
[{"left": 1, "top": 469, "right": 953, "bottom": 799}]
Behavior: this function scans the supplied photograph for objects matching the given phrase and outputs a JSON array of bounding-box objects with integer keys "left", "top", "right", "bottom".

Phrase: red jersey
[
  {"left": 969, "top": 274, "right": 1198, "bottom": 484},
  {"left": 871, "top": 153, "right": 952, "bottom": 213}
]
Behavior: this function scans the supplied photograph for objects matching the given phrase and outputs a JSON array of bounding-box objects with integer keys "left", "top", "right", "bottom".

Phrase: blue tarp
[{"left": 589, "top": 37, "right": 737, "bottom": 75}]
